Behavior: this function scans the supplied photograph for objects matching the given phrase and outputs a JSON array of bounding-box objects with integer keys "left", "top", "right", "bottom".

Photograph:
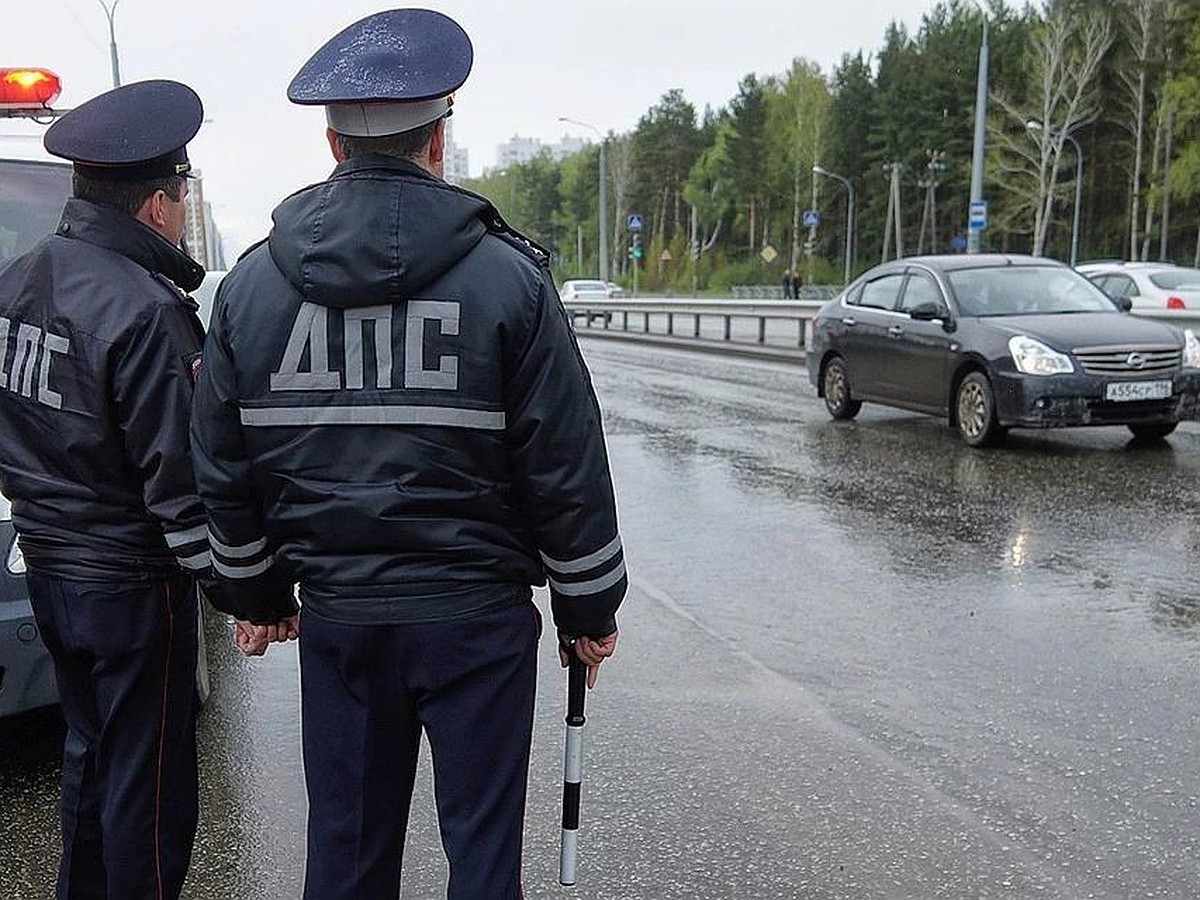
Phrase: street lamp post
[
  {"left": 967, "top": 3, "right": 989, "bottom": 254},
  {"left": 558, "top": 117, "right": 608, "bottom": 283},
  {"left": 813, "top": 165, "right": 855, "bottom": 286},
  {"left": 1027, "top": 121, "right": 1084, "bottom": 268},
  {"left": 98, "top": 0, "right": 122, "bottom": 88}
]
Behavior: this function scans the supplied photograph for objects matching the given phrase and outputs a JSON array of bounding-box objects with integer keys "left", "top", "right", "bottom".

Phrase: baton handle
[
  {"left": 566, "top": 652, "right": 587, "bottom": 725},
  {"left": 559, "top": 652, "right": 587, "bottom": 886}
]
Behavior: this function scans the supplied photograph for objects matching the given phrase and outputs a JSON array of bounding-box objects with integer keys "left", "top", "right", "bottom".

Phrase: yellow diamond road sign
[{"left": 760, "top": 245, "right": 778, "bottom": 263}]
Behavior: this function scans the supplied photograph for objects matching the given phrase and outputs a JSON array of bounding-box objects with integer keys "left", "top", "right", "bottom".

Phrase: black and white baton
[{"left": 558, "top": 649, "right": 587, "bottom": 886}]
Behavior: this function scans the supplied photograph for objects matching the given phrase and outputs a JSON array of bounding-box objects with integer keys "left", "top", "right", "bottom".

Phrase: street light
[
  {"left": 558, "top": 116, "right": 608, "bottom": 283},
  {"left": 97, "top": 0, "right": 122, "bottom": 88},
  {"left": 1027, "top": 121, "right": 1083, "bottom": 268},
  {"left": 966, "top": 1, "right": 989, "bottom": 254},
  {"left": 813, "top": 165, "right": 855, "bottom": 286}
]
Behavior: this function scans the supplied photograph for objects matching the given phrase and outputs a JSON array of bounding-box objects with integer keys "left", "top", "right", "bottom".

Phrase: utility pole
[
  {"left": 917, "top": 150, "right": 945, "bottom": 254},
  {"left": 807, "top": 164, "right": 819, "bottom": 284},
  {"left": 966, "top": 4, "right": 988, "bottom": 254}
]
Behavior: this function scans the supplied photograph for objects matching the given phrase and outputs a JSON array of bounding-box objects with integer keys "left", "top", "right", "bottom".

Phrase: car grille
[{"left": 1072, "top": 345, "right": 1181, "bottom": 375}]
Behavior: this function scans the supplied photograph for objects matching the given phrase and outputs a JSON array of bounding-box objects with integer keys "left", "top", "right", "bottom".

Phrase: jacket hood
[{"left": 267, "top": 155, "right": 491, "bottom": 308}]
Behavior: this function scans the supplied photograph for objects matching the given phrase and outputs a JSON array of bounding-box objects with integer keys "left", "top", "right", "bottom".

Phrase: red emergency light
[{"left": 0, "top": 68, "right": 63, "bottom": 111}]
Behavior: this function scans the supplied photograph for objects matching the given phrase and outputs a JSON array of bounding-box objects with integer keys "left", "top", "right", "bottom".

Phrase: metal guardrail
[
  {"left": 561, "top": 296, "right": 824, "bottom": 363},
  {"left": 560, "top": 296, "right": 1200, "bottom": 365},
  {"left": 730, "top": 284, "right": 842, "bottom": 301}
]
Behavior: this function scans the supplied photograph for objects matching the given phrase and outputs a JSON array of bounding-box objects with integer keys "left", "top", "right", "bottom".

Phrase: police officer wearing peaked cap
[
  {"left": 191, "top": 9, "right": 626, "bottom": 899},
  {"left": 0, "top": 79, "right": 293, "bottom": 899}
]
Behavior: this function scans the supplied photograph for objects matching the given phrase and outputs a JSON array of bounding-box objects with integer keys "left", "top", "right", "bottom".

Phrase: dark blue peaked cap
[
  {"left": 287, "top": 8, "right": 473, "bottom": 138},
  {"left": 44, "top": 80, "right": 202, "bottom": 182}
]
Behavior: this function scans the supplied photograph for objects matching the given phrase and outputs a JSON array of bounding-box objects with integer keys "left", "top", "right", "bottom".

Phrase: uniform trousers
[
  {"left": 299, "top": 600, "right": 540, "bottom": 900},
  {"left": 27, "top": 571, "right": 199, "bottom": 900}
]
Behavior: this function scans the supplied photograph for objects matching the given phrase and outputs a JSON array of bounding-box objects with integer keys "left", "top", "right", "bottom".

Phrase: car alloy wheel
[
  {"left": 823, "top": 356, "right": 862, "bottom": 420},
  {"left": 955, "top": 371, "right": 1004, "bottom": 447}
]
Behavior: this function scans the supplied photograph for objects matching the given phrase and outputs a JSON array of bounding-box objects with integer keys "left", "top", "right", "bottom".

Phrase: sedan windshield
[{"left": 948, "top": 266, "right": 1116, "bottom": 317}]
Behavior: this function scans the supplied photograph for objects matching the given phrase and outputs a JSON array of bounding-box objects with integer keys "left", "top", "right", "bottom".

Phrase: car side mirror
[
  {"left": 908, "top": 301, "right": 950, "bottom": 321},
  {"left": 1114, "top": 296, "right": 1133, "bottom": 312}
]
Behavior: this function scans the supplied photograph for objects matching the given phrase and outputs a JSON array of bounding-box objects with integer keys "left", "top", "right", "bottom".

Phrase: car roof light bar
[{"left": 0, "top": 68, "right": 64, "bottom": 117}]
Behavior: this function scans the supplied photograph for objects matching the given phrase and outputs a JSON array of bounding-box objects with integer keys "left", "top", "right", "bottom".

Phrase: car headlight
[
  {"left": 6, "top": 536, "right": 25, "bottom": 575},
  {"left": 1183, "top": 329, "right": 1200, "bottom": 369},
  {"left": 1008, "top": 335, "right": 1073, "bottom": 375}
]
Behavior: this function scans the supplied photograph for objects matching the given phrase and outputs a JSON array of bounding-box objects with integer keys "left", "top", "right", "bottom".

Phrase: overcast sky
[{"left": 6, "top": 0, "right": 944, "bottom": 258}]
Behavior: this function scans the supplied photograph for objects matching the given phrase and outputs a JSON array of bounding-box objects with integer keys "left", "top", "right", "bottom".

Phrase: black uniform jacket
[
  {"left": 0, "top": 199, "right": 214, "bottom": 580},
  {"left": 191, "top": 155, "right": 626, "bottom": 635}
]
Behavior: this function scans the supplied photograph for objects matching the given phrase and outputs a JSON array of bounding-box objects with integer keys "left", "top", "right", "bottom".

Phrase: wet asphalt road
[{"left": 2, "top": 338, "right": 1199, "bottom": 899}]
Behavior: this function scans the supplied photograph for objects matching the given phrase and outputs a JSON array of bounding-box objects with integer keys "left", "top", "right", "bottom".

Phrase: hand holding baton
[{"left": 559, "top": 643, "right": 587, "bottom": 886}]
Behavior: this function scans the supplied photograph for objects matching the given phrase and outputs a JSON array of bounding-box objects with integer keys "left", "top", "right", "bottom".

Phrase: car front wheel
[
  {"left": 822, "top": 356, "right": 862, "bottom": 420},
  {"left": 1128, "top": 422, "right": 1176, "bottom": 441},
  {"left": 956, "top": 372, "right": 1006, "bottom": 447}
]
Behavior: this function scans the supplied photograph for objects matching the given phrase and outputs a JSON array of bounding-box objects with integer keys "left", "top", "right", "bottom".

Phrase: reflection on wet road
[{"left": 2, "top": 339, "right": 1198, "bottom": 898}]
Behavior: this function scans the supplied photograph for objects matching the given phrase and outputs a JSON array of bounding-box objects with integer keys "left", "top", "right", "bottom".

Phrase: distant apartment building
[
  {"left": 182, "top": 171, "right": 226, "bottom": 271},
  {"left": 443, "top": 117, "right": 470, "bottom": 185},
  {"left": 493, "top": 134, "right": 589, "bottom": 171}
]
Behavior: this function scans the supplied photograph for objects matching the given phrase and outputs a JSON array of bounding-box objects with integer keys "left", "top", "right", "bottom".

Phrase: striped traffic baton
[{"left": 558, "top": 648, "right": 587, "bottom": 886}]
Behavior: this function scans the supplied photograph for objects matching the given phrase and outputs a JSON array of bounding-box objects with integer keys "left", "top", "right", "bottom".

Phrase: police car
[
  {"left": 0, "top": 68, "right": 72, "bottom": 716},
  {"left": 0, "top": 69, "right": 213, "bottom": 716},
  {"left": 0, "top": 68, "right": 71, "bottom": 269}
]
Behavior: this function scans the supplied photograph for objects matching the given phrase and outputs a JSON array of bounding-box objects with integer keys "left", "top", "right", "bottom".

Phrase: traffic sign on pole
[
  {"left": 803, "top": 210, "right": 820, "bottom": 228},
  {"left": 969, "top": 201, "right": 988, "bottom": 232},
  {"left": 627, "top": 214, "right": 643, "bottom": 232}
]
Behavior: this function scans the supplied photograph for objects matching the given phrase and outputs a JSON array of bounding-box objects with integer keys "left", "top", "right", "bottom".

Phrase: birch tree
[
  {"left": 995, "top": 4, "right": 1113, "bottom": 257},
  {"left": 1116, "top": 0, "right": 1167, "bottom": 259}
]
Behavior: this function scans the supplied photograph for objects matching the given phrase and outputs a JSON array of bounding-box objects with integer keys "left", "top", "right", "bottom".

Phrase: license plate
[{"left": 1105, "top": 380, "right": 1172, "bottom": 402}]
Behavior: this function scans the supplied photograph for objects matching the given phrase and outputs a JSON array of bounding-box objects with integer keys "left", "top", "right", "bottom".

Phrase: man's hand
[
  {"left": 235, "top": 620, "right": 269, "bottom": 656},
  {"left": 558, "top": 629, "right": 618, "bottom": 689},
  {"left": 234, "top": 614, "right": 300, "bottom": 657}
]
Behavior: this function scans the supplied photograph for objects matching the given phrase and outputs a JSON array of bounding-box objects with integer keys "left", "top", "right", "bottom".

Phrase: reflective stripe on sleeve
[
  {"left": 540, "top": 535, "right": 623, "bottom": 576},
  {"left": 212, "top": 553, "right": 276, "bottom": 580},
  {"left": 208, "top": 531, "right": 268, "bottom": 559},
  {"left": 177, "top": 550, "right": 212, "bottom": 571},
  {"left": 547, "top": 559, "right": 627, "bottom": 597},
  {"left": 164, "top": 524, "right": 208, "bottom": 549}
]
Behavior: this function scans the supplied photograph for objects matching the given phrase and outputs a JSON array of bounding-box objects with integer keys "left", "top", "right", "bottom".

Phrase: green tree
[
  {"left": 1162, "top": 1, "right": 1200, "bottom": 263},
  {"left": 765, "top": 60, "right": 830, "bottom": 278},
  {"left": 629, "top": 90, "right": 703, "bottom": 253}
]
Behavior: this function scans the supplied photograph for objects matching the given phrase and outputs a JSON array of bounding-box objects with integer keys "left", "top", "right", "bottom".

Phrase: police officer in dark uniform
[
  {"left": 0, "top": 80, "right": 292, "bottom": 899},
  {"left": 190, "top": 9, "right": 627, "bottom": 899}
]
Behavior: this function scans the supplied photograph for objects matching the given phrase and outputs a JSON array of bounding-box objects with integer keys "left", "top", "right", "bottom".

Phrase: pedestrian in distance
[
  {"left": 0, "top": 80, "right": 296, "bottom": 899},
  {"left": 782, "top": 268, "right": 794, "bottom": 299},
  {"left": 189, "top": 8, "right": 627, "bottom": 899}
]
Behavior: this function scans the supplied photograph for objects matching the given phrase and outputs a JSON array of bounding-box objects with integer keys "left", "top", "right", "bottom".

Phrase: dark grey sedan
[{"left": 807, "top": 255, "right": 1200, "bottom": 446}]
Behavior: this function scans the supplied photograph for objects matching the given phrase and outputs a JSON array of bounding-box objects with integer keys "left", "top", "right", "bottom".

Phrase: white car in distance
[
  {"left": 559, "top": 279, "right": 612, "bottom": 324},
  {"left": 1077, "top": 261, "right": 1200, "bottom": 311}
]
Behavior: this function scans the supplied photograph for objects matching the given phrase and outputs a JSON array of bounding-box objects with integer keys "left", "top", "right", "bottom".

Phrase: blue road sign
[
  {"left": 969, "top": 201, "right": 988, "bottom": 231},
  {"left": 627, "top": 214, "right": 644, "bottom": 232},
  {"left": 803, "top": 210, "right": 820, "bottom": 228},
  {"left": 950, "top": 234, "right": 968, "bottom": 252}
]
